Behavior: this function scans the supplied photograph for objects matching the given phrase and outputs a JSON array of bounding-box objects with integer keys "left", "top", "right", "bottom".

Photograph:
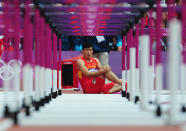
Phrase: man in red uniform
[{"left": 77, "top": 42, "right": 122, "bottom": 94}]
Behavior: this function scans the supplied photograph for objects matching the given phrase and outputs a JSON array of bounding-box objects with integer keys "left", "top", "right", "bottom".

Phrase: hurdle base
[
  {"left": 43, "top": 97, "right": 48, "bottom": 104},
  {"left": 22, "top": 99, "right": 26, "bottom": 109},
  {"left": 121, "top": 90, "right": 126, "bottom": 97},
  {"left": 58, "top": 89, "right": 62, "bottom": 95},
  {"left": 55, "top": 91, "right": 58, "bottom": 97},
  {"left": 32, "top": 100, "right": 36, "bottom": 107},
  {"left": 181, "top": 105, "right": 186, "bottom": 112},
  {"left": 134, "top": 96, "right": 140, "bottom": 104},
  {"left": 35, "top": 102, "right": 40, "bottom": 111},
  {"left": 52, "top": 91, "right": 58, "bottom": 98},
  {"left": 31, "top": 96, "right": 34, "bottom": 106},
  {"left": 4, "top": 105, "right": 10, "bottom": 117},
  {"left": 156, "top": 105, "right": 162, "bottom": 117},
  {"left": 25, "top": 106, "right": 30, "bottom": 116},
  {"left": 49, "top": 93, "right": 52, "bottom": 101},
  {"left": 126, "top": 92, "right": 130, "bottom": 101},
  {"left": 45, "top": 96, "right": 50, "bottom": 104},
  {"left": 11, "top": 111, "right": 19, "bottom": 125},
  {"left": 40, "top": 98, "right": 45, "bottom": 107}
]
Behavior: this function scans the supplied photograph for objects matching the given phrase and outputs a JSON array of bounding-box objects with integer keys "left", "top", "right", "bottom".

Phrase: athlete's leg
[
  {"left": 108, "top": 84, "right": 122, "bottom": 93},
  {"left": 104, "top": 71, "right": 122, "bottom": 85},
  {"left": 96, "top": 69, "right": 122, "bottom": 85}
]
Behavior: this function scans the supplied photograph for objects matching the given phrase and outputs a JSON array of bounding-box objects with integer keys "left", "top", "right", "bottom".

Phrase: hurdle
[{"left": 0, "top": 0, "right": 186, "bottom": 131}]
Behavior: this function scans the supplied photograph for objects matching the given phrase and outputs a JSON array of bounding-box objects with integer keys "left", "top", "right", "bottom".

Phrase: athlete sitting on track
[{"left": 77, "top": 42, "right": 122, "bottom": 94}]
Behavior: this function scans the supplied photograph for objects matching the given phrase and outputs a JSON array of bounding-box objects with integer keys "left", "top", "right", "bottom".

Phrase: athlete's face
[{"left": 82, "top": 47, "right": 93, "bottom": 60}]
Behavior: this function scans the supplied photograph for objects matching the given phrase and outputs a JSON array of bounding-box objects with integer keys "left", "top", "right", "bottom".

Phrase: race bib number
[{"left": 88, "top": 68, "right": 98, "bottom": 72}]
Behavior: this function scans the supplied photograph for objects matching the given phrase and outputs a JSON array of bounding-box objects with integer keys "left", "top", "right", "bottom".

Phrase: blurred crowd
[
  {"left": 61, "top": 0, "right": 183, "bottom": 52},
  {"left": 61, "top": 36, "right": 122, "bottom": 52}
]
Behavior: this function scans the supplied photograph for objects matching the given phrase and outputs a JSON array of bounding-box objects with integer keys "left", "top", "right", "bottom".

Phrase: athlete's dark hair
[{"left": 82, "top": 42, "right": 93, "bottom": 50}]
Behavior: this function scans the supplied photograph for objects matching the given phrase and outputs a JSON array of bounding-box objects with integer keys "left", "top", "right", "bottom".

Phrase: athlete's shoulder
[
  {"left": 91, "top": 57, "right": 96, "bottom": 61},
  {"left": 77, "top": 58, "right": 84, "bottom": 64},
  {"left": 92, "top": 57, "right": 99, "bottom": 63}
]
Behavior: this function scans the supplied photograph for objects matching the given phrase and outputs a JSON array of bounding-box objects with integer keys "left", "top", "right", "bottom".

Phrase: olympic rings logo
[{"left": 0, "top": 59, "right": 22, "bottom": 80}]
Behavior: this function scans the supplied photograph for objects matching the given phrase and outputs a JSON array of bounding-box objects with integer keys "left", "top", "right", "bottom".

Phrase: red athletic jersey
[{"left": 77, "top": 57, "right": 114, "bottom": 94}]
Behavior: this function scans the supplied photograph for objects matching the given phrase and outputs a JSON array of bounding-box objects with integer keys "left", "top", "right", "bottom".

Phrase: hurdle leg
[
  {"left": 23, "top": 64, "right": 32, "bottom": 116},
  {"left": 121, "top": 70, "right": 126, "bottom": 97},
  {"left": 135, "top": 68, "right": 140, "bottom": 104},
  {"left": 167, "top": 19, "right": 181, "bottom": 124},
  {"left": 180, "top": 60, "right": 186, "bottom": 112},
  {"left": 139, "top": 35, "right": 150, "bottom": 110},
  {"left": 129, "top": 47, "right": 136, "bottom": 102}
]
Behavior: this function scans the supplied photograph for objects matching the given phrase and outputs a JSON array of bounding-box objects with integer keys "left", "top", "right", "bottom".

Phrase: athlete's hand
[
  {"left": 99, "top": 65, "right": 111, "bottom": 74},
  {"left": 100, "top": 65, "right": 110, "bottom": 73},
  {"left": 99, "top": 67, "right": 106, "bottom": 73},
  {"left": 104, "top": 65, "right": 111, "bottom": 73}
]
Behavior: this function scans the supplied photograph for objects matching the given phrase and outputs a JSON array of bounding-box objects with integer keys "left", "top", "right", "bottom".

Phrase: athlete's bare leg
[
  {"left": 108, "top": 84, "right": 122, "bottom": 93},
  {"left": 97, "top": 70, "right": 122, "bottom": 85},
  {"left": 104, "top": 71, "right": 122, "bottom": 85},
  {"left": 97, "top": 70, "right": 122, "bottom": 93}
]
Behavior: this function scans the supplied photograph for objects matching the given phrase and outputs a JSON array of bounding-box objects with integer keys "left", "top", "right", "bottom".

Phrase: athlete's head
[
  {"left": 82, "top": 42, "right": 93, "bottom": 60},
  {"left": 82, "top": 42, "right": 93, "bottom": 50}
]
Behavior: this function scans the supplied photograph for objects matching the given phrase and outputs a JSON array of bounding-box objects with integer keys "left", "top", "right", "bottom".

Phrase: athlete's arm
[
  {"left": 77, "top": 59, "right": 107, "bottom": 78},
  {"left": 95, "top": 58, "right": 111, "bottom": 72},
  {"left": 95, "top": 58, "right": 103, "bottom": 69}
]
